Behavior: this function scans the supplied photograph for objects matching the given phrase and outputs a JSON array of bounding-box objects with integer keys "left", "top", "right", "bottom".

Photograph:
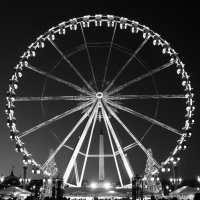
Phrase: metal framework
[{"left": 6, "top": 15, "right": 194, "bottom": 188}]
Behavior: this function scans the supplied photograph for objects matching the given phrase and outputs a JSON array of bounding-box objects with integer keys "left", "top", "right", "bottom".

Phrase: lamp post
[
  {"left": 19, "top": 177, "right": 31, "bottom": 189},
  {"left": 20, "top": 165, "right": 31, "bottom": 189},
  {"left": 169, "top": 177, "right": 182, "bottom": 190},
  {"left": 169, "top": 156, "right": 181, "bottom": 190}
]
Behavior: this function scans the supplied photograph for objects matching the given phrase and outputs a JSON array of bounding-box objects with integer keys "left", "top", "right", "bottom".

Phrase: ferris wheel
[{"left": 6, "top": 14, "right": 194, "bottom": 188}]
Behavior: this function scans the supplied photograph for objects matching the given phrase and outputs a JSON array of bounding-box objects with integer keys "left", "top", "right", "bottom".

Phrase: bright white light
[
  {"left": 150, "top": 177, "right": 155, "bottom": 181},
  {"left": 108, "top": 191, "right": 115, "bottom": 193},
  {"left": 90, "top": 182, "right": 97, "bottom": 189},
  {"left": 161, "top": 168, "right": 166, "bottom": 172},
  {"left": 173, "top": 161, "right": 177, "bottom": 165},
  {"left": 104, "top": 182, "right": 111, "bottom": 189},
  {"left": 197, "top": 176, "right": 200, "bottom": 183},
  {"left": 170, "top": 157, "right": 174, "bottom": 162},
  {"left": 48, "top": 178, "right": 52, "bottom": 183},
  {"left": 0, "top": 175, "right": 4, "bottom": 183}
]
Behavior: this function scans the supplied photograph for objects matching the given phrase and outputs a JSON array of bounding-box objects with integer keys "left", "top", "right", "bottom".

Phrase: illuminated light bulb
[
  {"left": 28, "top": 158, "right": 32, "bottom": 164},
  {"left": 36, "top": 169, "right": 40, "bottom": 174},
  {"left": 170, "top": 157, "right": 174, "bottom": 162},
  {"left": 187, "top": 132, "right": 192, "bottom": 137},
  {"left": 182, "top": 80, "right": 187, "bottom": 86},
  {"left": 161, "top": 168, "right": 166, "bottom": 172},
  {"left": 173, "top": 160, "right": 177, "bottom": 165}
]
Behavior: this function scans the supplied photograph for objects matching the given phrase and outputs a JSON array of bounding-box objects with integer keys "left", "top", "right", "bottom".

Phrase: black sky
[{"left": 0, "top": 1, "right": 199, "bottom": 182}]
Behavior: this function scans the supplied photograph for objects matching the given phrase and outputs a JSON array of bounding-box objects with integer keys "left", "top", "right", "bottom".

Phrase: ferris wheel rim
[{"left": 6, "top": 14, "right": 194, "bottom": 184}]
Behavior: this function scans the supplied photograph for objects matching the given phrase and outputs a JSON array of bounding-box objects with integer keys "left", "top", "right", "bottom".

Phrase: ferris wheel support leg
[
  {"left": 78, "top": 111, "right": 98, "bottom": 187},
  {"left": 101, "top": 105, "right": 123, "bottom": 187},
  {"left": 63, "top": 102, "right": 98, "bottom": 185},
  {"left": 100, "top": 102, "right": 134, "bottom": 181}
]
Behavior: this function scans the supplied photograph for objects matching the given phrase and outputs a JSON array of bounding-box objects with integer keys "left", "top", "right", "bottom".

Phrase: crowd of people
[{"left": 0, "top": 194, "right": 200, "bottom": 200}]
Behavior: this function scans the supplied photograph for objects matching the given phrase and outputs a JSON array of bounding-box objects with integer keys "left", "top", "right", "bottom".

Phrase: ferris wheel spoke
[
  {"left": 107, "top": 94, "right": 186, "bottom": 101},
  {"left": 26, "top": 64, "right": 92, "bottom": 96},
  {"left": 80, "top": 23, "right": 97, "bottom": 91},
  {"left": 48, "top": 38, "right": 95, "bottom": 93},
  {"left": 41, "top": 100, "right": 97, "bottom": 171},
  {"left": 108, "top": 61, "right": 174, "bottom": 95},
  {"left": 15, "top": 95, "right": 92, "bottom": 102},
  {"left": 19, "top": 100, "right": 93, "bottom": 138},
  {"left": 79, "top": 109, "right": 98, "bottom": 186},
  {"left": 102, "top": 22, "right": 117, "bottom": 90},
  {"left": 100, "top": 101, "right": 135, "bottom": 180},
  {"left": 63, "top": 101, "right": 99, "bottom": 184},
  {"left": 104, "top": 36, "right": 150, "bottom": 93},
  {"left": 106, "top": 100, "right": 183, "bottom": 136},
  {"left": 103, "top": 101, "right": 160, "bottom": 169},
  {"left": 102, "top": 103, "right": 124, "bottom": 186}
]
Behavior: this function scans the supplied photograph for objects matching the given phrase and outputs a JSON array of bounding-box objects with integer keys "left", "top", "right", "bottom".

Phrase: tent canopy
[
  {"left": 0, "top": 186, "right": 31, "bottom": 196},
  {"left": 169, "top": 186, "right": 199, "bottom": 196}
]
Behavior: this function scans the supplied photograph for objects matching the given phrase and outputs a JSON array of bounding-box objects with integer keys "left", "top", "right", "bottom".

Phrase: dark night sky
[{"left": 0, "top": 1, "right": 199, "bottom": 183}]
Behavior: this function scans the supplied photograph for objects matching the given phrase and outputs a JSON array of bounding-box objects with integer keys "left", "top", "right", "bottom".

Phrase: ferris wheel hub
[{"left": 96, "top": 92, "right": 103, "bottom": 99}]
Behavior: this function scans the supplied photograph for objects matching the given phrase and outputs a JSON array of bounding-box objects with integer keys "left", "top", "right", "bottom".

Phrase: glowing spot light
[
  {"left": 104, "top": 182, "right": 111, "bottom": 189},
  {"left": 90, "top": 182, "right": 97, "bottom": 189}
]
